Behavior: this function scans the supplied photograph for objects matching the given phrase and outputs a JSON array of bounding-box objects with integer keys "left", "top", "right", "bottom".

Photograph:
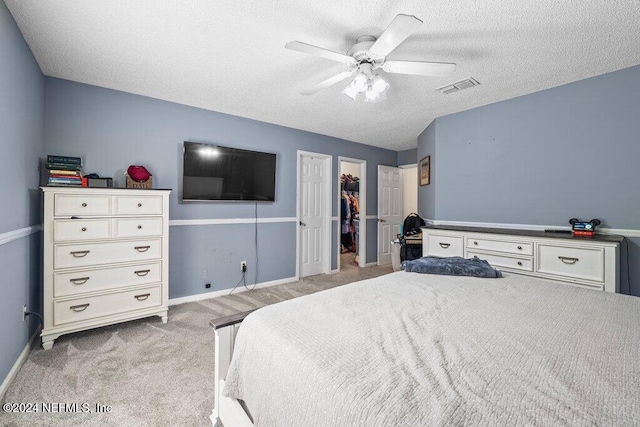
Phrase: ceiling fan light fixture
[
  {"left": 364, "top": 87, "right": 380, "bottom": 102},
  {"left": 342, "top": 83, "right": 358, "bottom": 100},
  {"left": 288, "top": 14, "right": 459, "bottom": 100},
  {"left": 370, "top": 75, "right": 389, "bottom": 95},
  {"left": 352, "top": 73, "right": 368, "bottom": 93}
]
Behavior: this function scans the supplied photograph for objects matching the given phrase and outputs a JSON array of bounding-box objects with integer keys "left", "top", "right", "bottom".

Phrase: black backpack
[{"left": 403, "top": 213, "right": 425, "bottom": 236}]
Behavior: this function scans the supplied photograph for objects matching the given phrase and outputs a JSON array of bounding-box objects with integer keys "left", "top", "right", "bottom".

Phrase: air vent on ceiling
[{"left": 437, "top": 77, "right": 480, "bottom": 94}]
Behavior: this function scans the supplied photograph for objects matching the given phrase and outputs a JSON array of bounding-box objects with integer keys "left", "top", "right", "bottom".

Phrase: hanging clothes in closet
[{"left": 340, "top": 174, "right": 360, "bottom": 253}]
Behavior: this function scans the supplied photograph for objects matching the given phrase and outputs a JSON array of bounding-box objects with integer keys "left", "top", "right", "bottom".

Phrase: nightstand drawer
[
  {"left": 54, "top": 285, "right": 162, "bottom": 326},
  {"left": 466, "top": 237, "right": 532, "bottom": 256},
  {"left": 115, "top": 218, "right": 163, "bottom": 238},
  {"left": 537, "top": 244, "right": 604, "bottom": 282},
  {"left": 54, "top": 195, "right": 110, "bottom": 216},
  {"left": 467, "top": 251, "right": 532, "bottom": 272},
  {"left": 426, "top": 234, "right": 464, "bottom": 257},
  {"left": 54, "top": 219, "right": 111, "bottom": 242},
  {"left": 114, "top": 196, "right": 163, "bottom": 215},
  {"left": 54, "top": 261, "right": 162, "bottom": 297},
  {"left": 54, "top": 239, "right": 162, "bottom": 269}
]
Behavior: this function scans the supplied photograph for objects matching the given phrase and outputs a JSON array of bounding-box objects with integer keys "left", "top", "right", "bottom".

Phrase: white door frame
[
  {"left": 296, "top": 150, "right": 332, "bottom": 279},
  {"left": 337, "top": 157, "right": 367, "bottom": 271}
]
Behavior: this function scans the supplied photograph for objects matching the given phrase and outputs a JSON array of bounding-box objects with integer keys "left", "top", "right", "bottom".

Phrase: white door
[
  {"left": 300, "top": 156, "right": 326, "bottom": 277},
  {"left": 377, "top": 166, "right": 403, "bottom": 265}
]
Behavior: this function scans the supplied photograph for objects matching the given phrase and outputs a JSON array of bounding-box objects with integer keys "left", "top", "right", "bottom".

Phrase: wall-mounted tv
[{"left": 182, "top": 142, "right": 276, "bottom": 202}]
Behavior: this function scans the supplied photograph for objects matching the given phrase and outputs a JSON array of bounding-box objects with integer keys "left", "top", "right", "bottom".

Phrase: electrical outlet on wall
[
  {"left": 205, "top": 283, "right": 211, "bottom": 289},
  {"left": 241, "top": 261, "right": 247, "bottom": 272}
]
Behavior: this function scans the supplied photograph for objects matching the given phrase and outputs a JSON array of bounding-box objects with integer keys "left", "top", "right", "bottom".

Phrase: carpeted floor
[
  {"left": 1, "top": 263, "right": 392, "bottom": 427},
  {"left": 340, "top": 251, "right": 359, "bottom": 270}
]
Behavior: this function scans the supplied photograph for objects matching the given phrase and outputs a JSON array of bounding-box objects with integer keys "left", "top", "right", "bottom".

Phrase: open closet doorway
[
  {"left": 337, "top": 157, "right": 366, "bottom": 271},
  {"left": 400, "top": 164, "right": 418, "bottom": 218}
]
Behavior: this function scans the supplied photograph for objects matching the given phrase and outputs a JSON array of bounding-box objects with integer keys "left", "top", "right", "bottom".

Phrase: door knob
[
  {"left": 379, "top": 218, "right": 386, "bottom": 223},
  {"left": 299, "top": 221, "right": 306, "bottom": 227}
]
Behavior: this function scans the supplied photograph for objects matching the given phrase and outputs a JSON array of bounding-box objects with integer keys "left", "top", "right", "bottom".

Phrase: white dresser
[
  {"left": 422, "top": 226, "right": 622, "bottom": 293},
  {"left": 41, "top": 187, "right": 171, "bottom": 349}
]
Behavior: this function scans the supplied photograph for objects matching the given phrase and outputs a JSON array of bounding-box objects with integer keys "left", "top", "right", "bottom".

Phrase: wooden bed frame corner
[{"left": 210, "top": 309, "right": 257, "bottom": 426}]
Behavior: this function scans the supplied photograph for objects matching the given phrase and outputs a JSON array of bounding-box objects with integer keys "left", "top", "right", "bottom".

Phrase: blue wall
[
  {"left": 417, "top": 121, "right": 436, "bottom": 220},
  {"left": 417, "top": 65, "right": 640, "bottom": 296},
  {"left": 0, "top": 0, "right": 44, "bottom": 390},
  {"left": 397, "top": 148, "right": 417, "bottom": 166},
  {"left": 44, "top": 78, "right": 398, "bottom": 298}
]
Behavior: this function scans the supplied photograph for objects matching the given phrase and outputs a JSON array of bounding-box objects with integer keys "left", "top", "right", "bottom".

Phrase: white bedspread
[{"left": 223, "top": 272, "right": 640, "bottom": 426}]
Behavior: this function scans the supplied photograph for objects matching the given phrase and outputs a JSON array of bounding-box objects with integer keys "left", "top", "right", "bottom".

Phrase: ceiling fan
[{"left": 285, "top": 14, "right": 456, "bottom": 101}]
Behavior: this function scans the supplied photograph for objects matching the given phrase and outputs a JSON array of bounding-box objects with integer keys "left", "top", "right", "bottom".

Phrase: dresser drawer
[
  {"left": 54, "top": 195, "right": 110, "bottom": 216},
  {"left": 54, "top": 261, "right": 162, "bottom": 298},
  {"left": 467, "top": 251, "right": 532, "bottom": 272},
  {"left": 537, "top": 244, "right": 604, "bottom": 282},
  {"left": 115, "top": 217, "right": 163, "bottom": 238},
  {"left": 54, "top": 219, "right": 111, "bottom": 242},
  {"left": 54, "top": 285, "right": 162, "bottom": 326},
  {"left": 115, "top": 196, "right": 163, "bottom": 215},
  {"left": 426, "top": 234, "right": 464, "bottom": 257},
  {"left": 466, "top": 237, "right": 533, "bottom": 256},
  {"left": 54, "top": 239, "right": 162, "bottom": 269}
]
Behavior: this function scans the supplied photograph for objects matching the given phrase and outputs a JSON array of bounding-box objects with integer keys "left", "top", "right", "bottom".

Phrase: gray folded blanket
[{"left": 402, "top": 256, "right": 503, "bottom": 278}]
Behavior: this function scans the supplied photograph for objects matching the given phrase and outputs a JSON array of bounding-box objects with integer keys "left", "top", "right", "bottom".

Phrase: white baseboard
[
  {"left": 168, "top": 276, "right": 298, "bottom": 306},
  {"left": 0, "top": 327, "right": 40, "bottom": 402},
  {"left": 424, "top": 219, "right": 640, "bottom": 238}
]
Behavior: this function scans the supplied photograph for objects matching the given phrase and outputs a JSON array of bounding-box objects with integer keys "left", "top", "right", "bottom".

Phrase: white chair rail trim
[
  {"left": 332, "top": 214, "right": 378, "bottom": 221},
  {"left": 169, "top": 217, "right": 297, "bottom": 226},
  {"left": 424, "top": 219, "right": 640, "bottom": 238},
  {"left": 0, "top": 225, "right": 42, "bottom": 247}
]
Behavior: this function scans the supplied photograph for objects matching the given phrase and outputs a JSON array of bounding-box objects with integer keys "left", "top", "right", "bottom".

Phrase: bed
[{"left": 211, "top": 271, "right": 640, "bottom": 426}]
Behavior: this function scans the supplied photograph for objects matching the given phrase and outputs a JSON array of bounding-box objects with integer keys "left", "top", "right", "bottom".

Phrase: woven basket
[{"left": 126, "top": 175, "right": 153, "bottom": 189}]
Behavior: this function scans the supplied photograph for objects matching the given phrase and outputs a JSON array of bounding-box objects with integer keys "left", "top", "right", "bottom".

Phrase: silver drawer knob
[
  {"left": 473, "top": 241, "right": 478, "bottom": 245},
  {"left": 81, "top": 203, "right": 87, "bottom": 207},
  {"left": 137, "top": 225, "right": 142, "bottom": 229},
  {"left": 517, "top": 246, "right": 522, "bottom": 250},
  {"left": 81, "top": 227, "right": 87, "bottom": 232},
  {"left": 137, "top": 203, "right": 143, "bottom": 207},
  {"left": 517, "top": 261, "right": 523, "bottom": 266}
]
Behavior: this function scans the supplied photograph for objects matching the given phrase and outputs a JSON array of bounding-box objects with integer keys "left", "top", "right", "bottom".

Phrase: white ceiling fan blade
[
  {"left": 382, "top": 60, "right": 456, "bottom": 77},
  {"left": 368, "top": 14, "right": 423, "bottom": 58},
  {"left": 301, "top": 71, "right": 355, "bottom": 96},
  {"left": 285, "top": 41, "right": 357, "bottom": 66}
]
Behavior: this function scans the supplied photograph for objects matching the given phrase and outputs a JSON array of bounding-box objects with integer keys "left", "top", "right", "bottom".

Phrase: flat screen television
[{"left": 182, "top": 142, "right": 276, "bottom": 202}]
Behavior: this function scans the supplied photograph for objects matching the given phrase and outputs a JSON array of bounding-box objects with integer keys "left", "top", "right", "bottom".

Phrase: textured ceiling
[{"left": 6, "top": 1, "right": 640, "bottom": 150}]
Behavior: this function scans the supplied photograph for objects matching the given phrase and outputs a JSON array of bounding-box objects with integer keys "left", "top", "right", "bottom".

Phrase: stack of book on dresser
[{"left": 46, "top": 155, "right": 83, "bottom": 186}]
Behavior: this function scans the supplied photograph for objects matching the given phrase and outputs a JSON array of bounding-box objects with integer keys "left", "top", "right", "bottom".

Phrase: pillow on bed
[{"left": 402, "top": 256, "right": 503, "bottom": 278}]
